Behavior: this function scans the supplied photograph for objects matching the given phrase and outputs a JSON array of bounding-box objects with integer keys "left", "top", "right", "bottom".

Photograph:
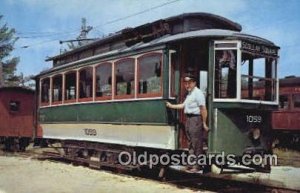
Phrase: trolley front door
[{"left": 178, "top": 41, "right": 209, "bottom": 150}]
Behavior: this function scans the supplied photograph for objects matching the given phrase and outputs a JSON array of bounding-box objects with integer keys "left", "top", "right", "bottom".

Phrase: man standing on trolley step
[{"left": 166, "top": 74, "right": 209, "bottom": 172}]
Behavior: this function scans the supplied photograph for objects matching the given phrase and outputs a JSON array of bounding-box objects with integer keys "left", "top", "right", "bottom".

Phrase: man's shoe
[{"left": 211, "top": 164, "right": 222, "bottom": 174}]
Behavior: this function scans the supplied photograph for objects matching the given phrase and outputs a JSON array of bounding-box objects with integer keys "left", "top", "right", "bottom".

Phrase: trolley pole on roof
[
  {"left": 77, "top": 18, "right": 93, "bottom": 46},
  {"left": 60, "top": 18, "right": 96, "bottom": 52}
]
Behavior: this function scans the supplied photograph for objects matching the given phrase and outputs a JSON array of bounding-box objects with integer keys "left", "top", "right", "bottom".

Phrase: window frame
[
  {"left": 169, "top": 50, "right": 177, "bottom": 99},
  {"left": 64, "top": 70, "right": 78, "bottom": 103},
  {"left": 114, "top": 58, "right": 136, "bottom": 99},
  {"left": 292, "top": 93, "right": 300, "bottom": 110},
  {"left": 95, "top": 62, "right": 113, "bottom": 101},
  {"left": 9, "top": 100, "right": 20, "bottom": 112},
  {"left": 78, "top": 66, "right": 94, "bottom": 102},
  {"left": 51, "top": 74, "right": 63, "bottom": 105},
  {"left": 214, "top": 48, "right": 238, "bottom": 99},
  {"left": 40, "top": 77, "right": 50, "bottom": 106},
  {"left": 213, "top": 40, "right": 278, "bottom": 105},
  {"left": 137, "top": 52, "right": 163, "bottom": 98},
  {"left": 240, "top": 56, "right": 277, "bottom": 102},
  {"left": 279, "top": 94, "right": 290, "bottom": 110},
  {"left": 39, "top": 50, "right": 166, "bottom": 108}
]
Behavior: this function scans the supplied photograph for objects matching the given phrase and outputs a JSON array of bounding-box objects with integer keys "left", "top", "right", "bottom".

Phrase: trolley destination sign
[{"left": 241, "top": 41, "right": 278, "bottom": 57}]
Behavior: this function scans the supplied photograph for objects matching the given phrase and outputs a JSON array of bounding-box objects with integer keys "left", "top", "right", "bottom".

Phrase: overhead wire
[
  {"left": 16, "top": 0, "right": 182, "bottom": 49},
  {"left": 15, "top": 0, "right": 299, "bottom": 52},
  {"left": 94, "top": 0, "right": 182, "bottom": 28}
]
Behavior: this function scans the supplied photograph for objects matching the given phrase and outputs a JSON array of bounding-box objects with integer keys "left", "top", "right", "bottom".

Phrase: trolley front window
[
  {"left": 214, "top": 49, "right": 237, "bottom": 98},
  {"left": 213, "top": 40, "right": 278, "bottom": 103},
  {"left": 241, "top": 55, "right": 277, "bottom": 101}
]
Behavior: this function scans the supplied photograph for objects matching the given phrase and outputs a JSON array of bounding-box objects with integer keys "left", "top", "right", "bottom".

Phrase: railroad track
[{"left": 1, "top": 149, "right": 298, "bottom": 193}]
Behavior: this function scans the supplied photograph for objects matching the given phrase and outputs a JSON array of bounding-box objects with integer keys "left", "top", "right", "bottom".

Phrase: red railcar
[
  {"left": 0, "top": 87, "right": 35, "bottom": 151},
  {"left": 272, "top": 76, "right": 300, "bottom": 149}
]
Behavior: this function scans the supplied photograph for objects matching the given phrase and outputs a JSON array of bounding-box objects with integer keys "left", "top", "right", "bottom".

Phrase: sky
[{"left": 0, "top": 0, "right": 300, "bottom": 78}]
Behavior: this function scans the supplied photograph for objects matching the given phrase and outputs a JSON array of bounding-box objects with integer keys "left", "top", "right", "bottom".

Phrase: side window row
[
  {"left": 279, "top": 93, "right": 300, "bottom": 110},
  {"left": 40, "top": 53, "right": 162, "bottom": 106}
]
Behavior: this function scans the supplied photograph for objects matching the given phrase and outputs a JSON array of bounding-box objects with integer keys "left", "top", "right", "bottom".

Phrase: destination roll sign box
[{"left": 241, "top": 41, "right": 279, "bottom": 57}]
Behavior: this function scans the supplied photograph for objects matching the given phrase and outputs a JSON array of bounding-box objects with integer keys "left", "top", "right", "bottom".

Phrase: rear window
[
  {"left": 293, "top": 94, "right": 300, "bottom": 109},
  {"left": 9, "top": 101, "right": 20, "bottom": 112},
  {"left": 279, "top": 95, "right": 289, "bottom": 109}
]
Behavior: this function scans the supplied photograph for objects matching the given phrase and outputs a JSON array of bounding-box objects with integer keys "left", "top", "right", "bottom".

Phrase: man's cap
[{"left": 183, "top": 74, "right": 197, "bottom": 82}]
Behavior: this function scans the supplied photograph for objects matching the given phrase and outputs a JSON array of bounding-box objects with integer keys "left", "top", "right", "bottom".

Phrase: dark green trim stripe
[{"left": 39, "top": 99, "right": 176, "bottom": 125}]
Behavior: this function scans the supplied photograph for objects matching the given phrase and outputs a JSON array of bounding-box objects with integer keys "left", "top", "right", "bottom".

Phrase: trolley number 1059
[{"left": 246, "top": 115, "right": 262, "bottom": 123}]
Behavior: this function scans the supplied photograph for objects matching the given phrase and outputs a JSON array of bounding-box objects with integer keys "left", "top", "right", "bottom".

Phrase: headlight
[{"left": 252, "top": 128, "right": 261, "bottom": 140}]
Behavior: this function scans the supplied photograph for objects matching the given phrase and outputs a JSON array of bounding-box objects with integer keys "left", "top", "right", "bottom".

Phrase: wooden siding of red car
[{"left": 0, "top": 88, "right": 35, "bottom": 138}]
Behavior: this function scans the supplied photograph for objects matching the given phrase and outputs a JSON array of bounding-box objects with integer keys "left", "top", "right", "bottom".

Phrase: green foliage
[{"left": 0, "top": 15, "right": 20, "bottom": 87}]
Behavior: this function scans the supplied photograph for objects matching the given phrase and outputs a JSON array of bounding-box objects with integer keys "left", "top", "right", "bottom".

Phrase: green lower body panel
[
  {"left": 39, "top": 99, "right": 175, "bottom": 124},
  {"left": 39, "top": 99, "right": 177, "bottom": 149},
  {"left": 209, "top": 108, "right": 272, "bottom": 156}
]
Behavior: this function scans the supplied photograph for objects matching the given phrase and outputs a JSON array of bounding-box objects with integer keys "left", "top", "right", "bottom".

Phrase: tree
[{"left": 0, "top": 15, "right": 19, "bottom": 87}]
